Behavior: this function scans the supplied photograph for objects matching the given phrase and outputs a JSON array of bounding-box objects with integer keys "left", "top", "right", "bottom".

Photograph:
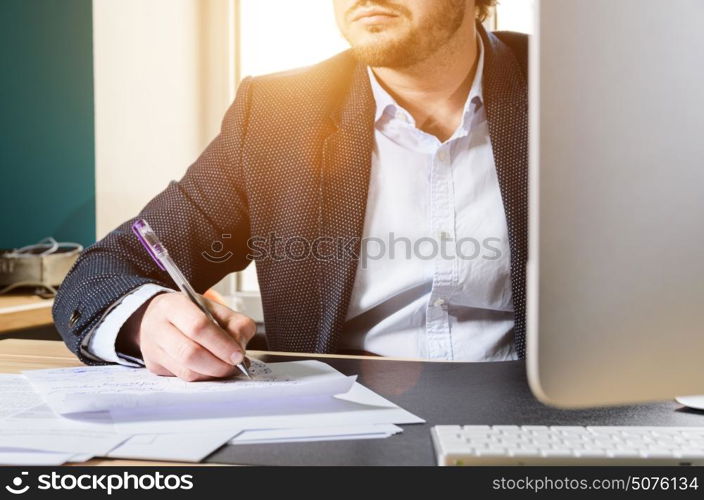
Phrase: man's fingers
[
  {"left": 207, "top": 299, "right": 257, "bottom": 347},
  {"left": 158, "top": 354, "right": 213, "bottom": 382},
  {"left": 144, "top": 341, "right": 213, "bottom": 381},
  {"left": 161, "top": 294, "right": 245, "bottom": 366},
  {"left": 154, "top": 322, "right": 238, "bottom": 379},
  {"left": 143, "top": 358, "right": 172, "bottom": 377}
]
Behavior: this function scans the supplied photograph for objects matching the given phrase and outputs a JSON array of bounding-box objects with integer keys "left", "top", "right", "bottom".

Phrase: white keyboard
[{"left": 432, "top": 425, "right": 704, "bottom": 466}]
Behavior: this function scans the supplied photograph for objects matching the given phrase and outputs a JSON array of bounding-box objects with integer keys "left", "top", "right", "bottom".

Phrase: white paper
[
  {"left": 0, "top": 421, "right": 128, "bottom": 455},
  {"left": 108, "top": 431, "right": 238, "bottom": 462},
  {"left": 24, "top": 360, "right": 356, "bottom": 414},
  {"left": 230, "top": 424, "right": 402, "bottom": 444},
  {"left": 107, "top": 382, "right": 424, "bottom": 435},
  {"left": 0, "top": 374, "right": 44, "bottom": 418},
  {"left": 0, "top": 374, "right": 127, "bottom": 456},
  {"left": 0, "top": 450, "right": 76, "bottom": 466},
  {"left": 7, "top": 403, "right": 114, "bottom": 430}
]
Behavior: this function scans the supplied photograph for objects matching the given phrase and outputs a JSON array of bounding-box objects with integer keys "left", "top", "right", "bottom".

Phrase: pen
[{"left": 131, "top": 219, "right": 251, "bottom": 379}]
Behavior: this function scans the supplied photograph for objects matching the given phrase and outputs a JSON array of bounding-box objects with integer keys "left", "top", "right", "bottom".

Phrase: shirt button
[
  {"left": 437, "top": 150, "right": 450, "bottom": 163},
  {"left": 433, "top": 298, "right": 446, "bottom": 308},
  {"left": 395, "top": 110, "right": 409, "bottom": 123}
]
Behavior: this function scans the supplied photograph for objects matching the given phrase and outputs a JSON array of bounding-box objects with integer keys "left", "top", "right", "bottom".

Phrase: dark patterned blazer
[{"left": 54, "top": 24, "right": 529, "bottom": 363}]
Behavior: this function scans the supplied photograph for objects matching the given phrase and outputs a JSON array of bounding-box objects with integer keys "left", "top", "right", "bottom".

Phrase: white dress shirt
[
  {"left": 85, "top": 36, "right": 516, "bottom": 364},
  {"left": 340, "top": 36, "right": 516, "bottom": 360}
]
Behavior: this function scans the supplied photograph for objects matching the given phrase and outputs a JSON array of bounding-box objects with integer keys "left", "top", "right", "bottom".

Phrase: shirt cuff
[{"left": 82, "top": 284, "right": 174, "bottom": 366}]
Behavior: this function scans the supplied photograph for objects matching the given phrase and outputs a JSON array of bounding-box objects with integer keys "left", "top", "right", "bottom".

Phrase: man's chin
[
  {"left": 347, "top": 26, "right": 403, "bottom": 45},
  {"left": 348, "top": 32, "right": 415, "bottom": 68}
]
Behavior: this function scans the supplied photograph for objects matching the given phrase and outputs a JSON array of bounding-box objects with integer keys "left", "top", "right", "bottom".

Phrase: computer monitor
[{"left": 527, "top": 0, "right": 704, "bottom": 408}]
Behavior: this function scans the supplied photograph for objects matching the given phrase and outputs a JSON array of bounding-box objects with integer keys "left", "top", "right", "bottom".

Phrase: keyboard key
[
  {"left": 608, "top": 450, "right": 642, "bottom": 458},
  {"left": 643, "top": 451, "right": 676, "bottom": 459},
  {"left": 577, "top": 450, "right": 609, "bottom": 458},
  {"left": 461, "top": 425, "right": 491, "bottom": 431},
  {"left": 554, "top": 426, "right": 587, "bottom": 433},
  {"left": 493, "top": 426, "right": 520, "bottom": 431},
  {"left": 542, "top": 450, "right": 574, "bottom": 458}
]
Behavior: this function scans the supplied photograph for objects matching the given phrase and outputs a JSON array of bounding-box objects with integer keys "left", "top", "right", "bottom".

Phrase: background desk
[
  {"left": 0, "top": 294, "right": 53, "bottom": 334},
  {"left": 2, "top": 338, "right": 703, "bottom": 466}
]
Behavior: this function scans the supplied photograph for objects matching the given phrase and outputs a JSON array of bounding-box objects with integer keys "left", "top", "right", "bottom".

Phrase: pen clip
[{"left": 132, "top": 219, "right": 166, "bottom": 271}]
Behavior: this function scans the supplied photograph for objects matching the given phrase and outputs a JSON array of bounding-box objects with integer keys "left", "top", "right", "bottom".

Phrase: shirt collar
[{"left": 368, "top": 34, "right": 485, "bottom": 126}]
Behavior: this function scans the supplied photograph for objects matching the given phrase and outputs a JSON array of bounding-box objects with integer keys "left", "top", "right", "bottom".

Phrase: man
[{"left": 54, "top": 0, "right": 528, "bottom": 381}]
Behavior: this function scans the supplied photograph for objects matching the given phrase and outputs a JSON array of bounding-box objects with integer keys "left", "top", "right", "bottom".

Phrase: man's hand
[{"left": 117, "top": 292, "right": 256, "bottom": 381}]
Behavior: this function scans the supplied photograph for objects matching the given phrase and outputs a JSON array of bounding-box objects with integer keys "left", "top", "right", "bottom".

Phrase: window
[
  {"left": 495, "top": 0, "right": 535, "bottom": 34},
  {"left": 240, "top": 1, "right": 348, "bottom": 77}
]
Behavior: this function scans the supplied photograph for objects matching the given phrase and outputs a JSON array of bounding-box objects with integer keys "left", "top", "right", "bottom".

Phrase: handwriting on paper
[{"left": 24, "top": 360, "right": 356, "bottom": 414}]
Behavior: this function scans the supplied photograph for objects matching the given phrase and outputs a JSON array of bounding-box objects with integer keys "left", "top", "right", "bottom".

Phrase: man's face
[{"left": 333, "top": 0, "right": 472, "bottom": 68}]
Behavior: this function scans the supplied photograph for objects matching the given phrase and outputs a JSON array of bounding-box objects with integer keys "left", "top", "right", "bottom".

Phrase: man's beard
[{"left": 346, "top": 0, "right": 467, "bottom": 68}]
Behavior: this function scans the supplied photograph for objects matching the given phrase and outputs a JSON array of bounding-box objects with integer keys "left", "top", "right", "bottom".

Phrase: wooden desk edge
[
  {"left": 0, "top": 309, "right": 54, "bottom": 335},
  {"left": 0, "top": 338, "right": 445, "bottom": 363}
]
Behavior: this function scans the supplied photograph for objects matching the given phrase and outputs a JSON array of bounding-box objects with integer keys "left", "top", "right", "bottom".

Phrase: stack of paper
[
  {"left": 0, "top": 359, "right": 424, "bottom": 464},
  {"left": 0, "top": 375, "right": 128, "bottom": 465}
]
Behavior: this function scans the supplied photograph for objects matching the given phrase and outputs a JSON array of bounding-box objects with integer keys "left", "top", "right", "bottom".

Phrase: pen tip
[{"left": 237, "top": 364, "right": 251, "bottom": 379}]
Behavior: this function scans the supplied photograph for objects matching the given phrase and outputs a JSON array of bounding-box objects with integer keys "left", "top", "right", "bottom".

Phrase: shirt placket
[{"left": 425, "top": 142, "right": 458, "bottom": 360}]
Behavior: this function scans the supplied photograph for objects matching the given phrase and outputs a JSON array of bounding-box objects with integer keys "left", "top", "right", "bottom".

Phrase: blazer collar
[{"left": 329, "top": 60, "right": 376, "bottom": 130}]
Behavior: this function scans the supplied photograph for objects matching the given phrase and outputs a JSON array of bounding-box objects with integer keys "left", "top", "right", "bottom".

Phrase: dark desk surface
[{"left": 207, "top": 355, "right": 704, "bottom": 466}]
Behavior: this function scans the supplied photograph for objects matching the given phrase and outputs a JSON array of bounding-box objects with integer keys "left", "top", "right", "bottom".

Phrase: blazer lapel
[
  {"left": 317, "top": 62, "right": 376, "bottom": 352},
  {"left": 480, "top": 26, "right": 530, "bottom": 358}
]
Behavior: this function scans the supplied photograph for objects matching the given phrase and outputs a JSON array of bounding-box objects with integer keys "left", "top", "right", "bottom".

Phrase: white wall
[{"left": 93, "top": 0, "right": 234, "bottom": 238}]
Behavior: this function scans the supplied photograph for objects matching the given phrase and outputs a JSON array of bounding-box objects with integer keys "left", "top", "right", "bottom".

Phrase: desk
[
  {"left": 0, "top": 294, "right": 53, "bottom": 334},
  {"left": 2, "top": 339, "right": 704, "bottom": 466}
]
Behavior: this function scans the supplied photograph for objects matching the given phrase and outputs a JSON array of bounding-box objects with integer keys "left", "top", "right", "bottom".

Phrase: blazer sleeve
[{"left": 53, "top": 77, "right": 255, "bottom": 364}]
